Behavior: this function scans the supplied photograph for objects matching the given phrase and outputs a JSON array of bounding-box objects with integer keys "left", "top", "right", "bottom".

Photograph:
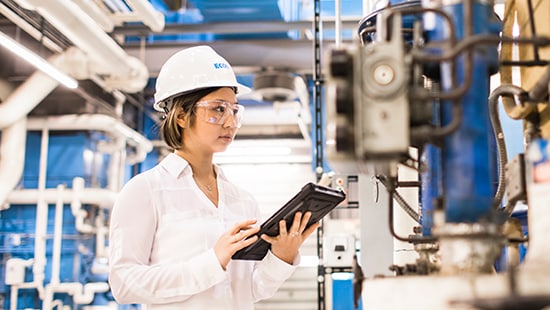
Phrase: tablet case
[{"left": 232, "top": 182, "right": 346, "bottom": 260}]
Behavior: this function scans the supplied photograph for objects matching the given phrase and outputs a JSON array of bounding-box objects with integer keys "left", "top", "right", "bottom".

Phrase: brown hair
[{"left": 160, "top": 87, "right": 231, "bottom": 150}]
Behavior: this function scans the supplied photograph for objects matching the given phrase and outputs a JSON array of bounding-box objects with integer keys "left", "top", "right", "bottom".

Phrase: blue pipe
[
  {"left": 421, "top": 133, "right": 441, "bottom": 235},
  {"left": 426, "top": 1, "right": 501, "bottom": 223}
]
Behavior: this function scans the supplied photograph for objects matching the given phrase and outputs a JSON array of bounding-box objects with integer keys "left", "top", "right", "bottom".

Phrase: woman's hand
[
  {"left": 214, "top": 219, "right": 260, "bottom": 270},
  {"left": 261, "top": 211, "right": 320, "bottom": 265}
]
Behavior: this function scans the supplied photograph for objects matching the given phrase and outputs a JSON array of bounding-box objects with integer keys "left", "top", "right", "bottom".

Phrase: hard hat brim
[{"left": 153, "top": 83, "right": 252, "bottom": 113}]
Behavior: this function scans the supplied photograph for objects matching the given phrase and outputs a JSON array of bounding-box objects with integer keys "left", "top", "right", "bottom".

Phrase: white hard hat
[{"left": 153, "top": 45, "right": 251, "bottom": 112}]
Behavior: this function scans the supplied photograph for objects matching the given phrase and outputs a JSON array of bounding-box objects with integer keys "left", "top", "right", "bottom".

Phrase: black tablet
[{"left": 232, "top": 182, "right": 346, "bottom": 260}]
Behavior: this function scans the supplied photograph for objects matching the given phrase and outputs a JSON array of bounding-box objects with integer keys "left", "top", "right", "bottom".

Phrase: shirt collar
[
  {"left": 160, "top": 152, "right": 228, "bottom": 181},
  {"left": 159, "top": 153, "right": 190, "bottom": 179}
]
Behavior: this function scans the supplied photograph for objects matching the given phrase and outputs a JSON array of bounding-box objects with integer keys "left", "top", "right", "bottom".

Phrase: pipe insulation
[
  {"left": 15, "top": 0, "right": 149, "bottom": 93},
  {"left": 0, "top": 70, "right": 60, "bottom": 129},
  {"left": 125, "top": 0, "right": 165, "bottom": 32},
  {"left": 26, "top": 114, "right": 153, "bottom": 164},
  {"left": 7, "top": 187, "right": 117, "bottom": 209},
  {"left": 0, "top": 118, "right": 26, "bottom": 209}
]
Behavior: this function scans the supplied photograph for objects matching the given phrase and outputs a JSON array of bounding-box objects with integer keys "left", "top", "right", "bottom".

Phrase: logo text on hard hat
[{"left": 214, "top": 63, "right": 229, "bottom": 69}]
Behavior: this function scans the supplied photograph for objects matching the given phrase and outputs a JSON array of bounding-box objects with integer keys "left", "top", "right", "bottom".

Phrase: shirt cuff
[{"left": 264, "top": 250, "right": 299, "bottom": 278}]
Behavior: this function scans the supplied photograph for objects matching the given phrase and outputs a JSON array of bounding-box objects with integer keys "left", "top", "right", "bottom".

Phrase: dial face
[{"left": 373, "top": 64, "right": 395, "bottom": 86}]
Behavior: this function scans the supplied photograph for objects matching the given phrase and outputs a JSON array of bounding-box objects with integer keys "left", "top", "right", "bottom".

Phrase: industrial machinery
[{"left": 325, "top": 0, "right": 550, "bottom": 308}]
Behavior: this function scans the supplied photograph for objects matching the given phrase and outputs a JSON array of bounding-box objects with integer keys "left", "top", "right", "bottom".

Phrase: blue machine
[{"left": 325, "top": 0, "right": 519, "bottom": 277}]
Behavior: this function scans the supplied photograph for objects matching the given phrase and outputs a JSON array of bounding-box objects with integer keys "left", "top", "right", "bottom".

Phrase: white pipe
[
  {"left": 0, "top": 3, "right": 62, "bottom": 53},
  {"left": 43, "top": 282, "right": 109, "bottom": 308},
  {"left": 46, "top": 282, "right": 110, "bottom": 305},
  {"left": 32, "top": 127, "right": 50, "bottom": 299},
  {"left": 10, "top": 286, "right": 18, "bottom": 310},
  {"left": 335, "top": 0, "right": 342, "bottom": 48},
  {"left": 0, "top": 70, "right": 60, "bottom": 129},
  {"left": 125, "top": 0, "right": 165, "bottom": 32},
  {"left": 363, "top": 0, "right": 374, "bottom": 16},
  {"left": 72, "top": 177, "right": 95, "bottom": 234},
  {"left": 72, "top": 0, "right": 115, "bottom": 32},
  {"left": 26, "top": 114, "right": 153, "bottom": 164},
  {"left": 0, "top": 32, "right": 77, "bottom": 89},
  {"left": 15, "top": 0, "right": 148, "bottom": 93},
  {"left": 6, "top": 187, "right": 117, "bottom": 209},
  {"left": 95, "top": 208, "right": 108, "bottom": 258},
  {"left": 0, "top": 117, "right": 26, "bottom": 209},
  {"left": 43, "top": 285, "right": 55, "bottom": 310},
  {"left": 50, "top": 185, "right": 65, "bottom": 285},
  {"left": 106, "top": 137, "right": 126, "bottom": 192}
]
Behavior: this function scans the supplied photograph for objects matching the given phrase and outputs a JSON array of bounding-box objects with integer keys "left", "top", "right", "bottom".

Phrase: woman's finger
[
  {"left": 230, "top": 219, "right": 257, "bottom": 235},
  {"left": 298, "top": 211, "right": 313, "bottom": 232},
  {"left": 278, "top": 219, "right": 288, "bottom": 236},
  {"left": 302, "top": 222, "right": 320, "bottom": 239},
  {"left": 239, "top": 235, "right": 259, "bottom": 248},
  {"left": 289, "top": 212, "right": 303, "bottom": 233}
]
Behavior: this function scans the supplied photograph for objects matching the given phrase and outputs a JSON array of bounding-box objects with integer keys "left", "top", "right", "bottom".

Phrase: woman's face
[{"left": 180, "top": 87, "right": 241, "bottom": 154}]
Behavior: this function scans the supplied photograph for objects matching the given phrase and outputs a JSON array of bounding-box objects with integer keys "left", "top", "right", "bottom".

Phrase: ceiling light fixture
[{"left": 0, "top": 31, "right": 78, "bottom": 89}]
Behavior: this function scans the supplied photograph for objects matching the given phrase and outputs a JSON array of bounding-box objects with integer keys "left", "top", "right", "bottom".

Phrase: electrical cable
[{"left": 488, "top": 85, "right": 529, "bottom": 212}]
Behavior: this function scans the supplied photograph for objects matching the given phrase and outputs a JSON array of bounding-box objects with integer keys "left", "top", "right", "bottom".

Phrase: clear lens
[{"left": 195, "top": 100, "right": 245, "bottom": 128}]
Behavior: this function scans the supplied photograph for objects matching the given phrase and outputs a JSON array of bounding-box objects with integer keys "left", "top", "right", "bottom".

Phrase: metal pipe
[
  {"left": 335, "top": 0, "right": 342, "bottom": 48},
  {"left": 7, "top": 187, "right": 117, "bottom": 209},
  {"left": 0, "top": 69, "right": 60, "bottom": 129},
  {"left": 26, "top": 114, "right": 153, "bottom": 164},
  {"left": 32, "top": 126, "right": 50, "bottom": 299},
  {"left": 72, "top": 0, "right": 115, "bottom": 32},
  {"left": 378, "top": 175, "right": 437, "bottom": 243},
  {"left": 50, "top": 185, "right": 65, "bottom": 285},
  {"left": 125, "top": 0, "right": 165, "bottom": 32},
  {"left": 0, "top": 3, "right": 62, "bottom": 53},
  {"left": 14, "top": 0, "right": 148, "bottom": 93},
  {"left": 0, "top": 118, "right": 26, "bottom": 209},
  {"left": 528, "top": 65, "right": 550, "bottom": 103}
]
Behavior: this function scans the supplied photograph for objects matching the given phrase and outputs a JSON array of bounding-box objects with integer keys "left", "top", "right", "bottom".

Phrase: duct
[
  {"left": 0, "top": 118, "right": 26, "bottom": 210},
  {"left": 0, "top": 67, "right": 61, "bottom": 208},
  {"left": 26, "top": 114, "right": 153, "bottom": 165},
  {"left": 14, "top": 0, "right": 149, "bottom": 93},
  {"left": 72, "top": 0, "right": 115, "bottom": 32},
  {"left": 125, "top": 0, "right": 165, "bottom": 32},
  {"left": 0, "top": 70, "right": 60, "bottom": 129},
  {"left": 0, "top": 2, "right": 63, "bottom": 53}
]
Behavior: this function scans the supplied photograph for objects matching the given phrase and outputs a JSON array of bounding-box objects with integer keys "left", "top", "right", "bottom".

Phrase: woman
[{"left": 108, "top": 45, "right": 319, "bottom": 309}]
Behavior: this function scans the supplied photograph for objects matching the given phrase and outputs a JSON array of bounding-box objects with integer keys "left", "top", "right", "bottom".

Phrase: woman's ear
[{"left": 175, "top": 110, "right": 190, "bottom": 128}]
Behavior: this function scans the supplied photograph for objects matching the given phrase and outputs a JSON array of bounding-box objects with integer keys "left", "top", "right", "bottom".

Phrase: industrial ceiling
[{"left": 0, "top": 0, "right": 368, "bottom": 143}]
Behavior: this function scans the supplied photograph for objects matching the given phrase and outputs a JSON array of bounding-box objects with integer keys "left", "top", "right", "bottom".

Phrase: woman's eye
[{"left": 213, "top": 106, "right": 226, "bottom": 113}]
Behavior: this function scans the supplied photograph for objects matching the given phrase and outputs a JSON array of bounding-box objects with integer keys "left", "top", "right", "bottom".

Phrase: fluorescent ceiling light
[{"left": 0, "top": 31, "right": 78, "bottom": 89}]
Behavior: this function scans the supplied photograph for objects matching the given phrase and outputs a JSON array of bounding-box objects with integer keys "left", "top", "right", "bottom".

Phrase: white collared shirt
[{"left": 108, "top": 153, "right": 298, "bottom": 309}]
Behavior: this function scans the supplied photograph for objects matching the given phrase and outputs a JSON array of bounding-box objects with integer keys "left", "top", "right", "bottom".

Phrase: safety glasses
[{"left": 195, "top": 99, "right": 245, "bottom": 128}]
